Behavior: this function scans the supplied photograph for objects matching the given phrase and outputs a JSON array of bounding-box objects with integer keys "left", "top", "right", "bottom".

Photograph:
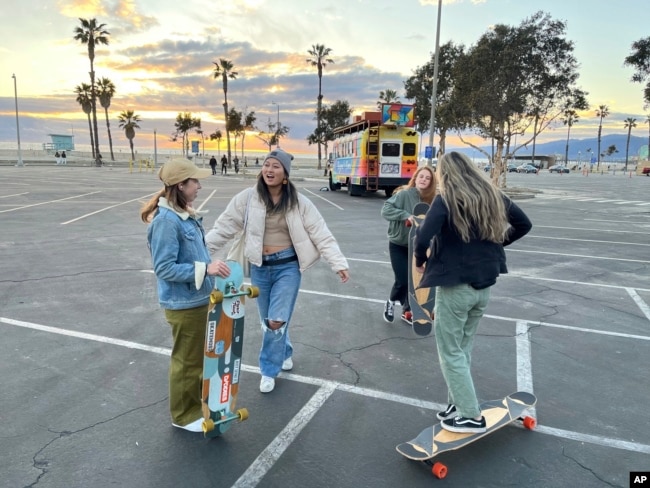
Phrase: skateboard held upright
[
  {"left": 406, "top": 202, "right": 435, "bottom": 336},
  {"left": 201, "top": 260, "right": 259, "bottom": 438},
  {"left": 396, "top": 391, "right": 537, "bottom": 479}
]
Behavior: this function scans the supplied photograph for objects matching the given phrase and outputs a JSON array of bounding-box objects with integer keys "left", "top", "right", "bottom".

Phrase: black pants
[{"left": 388, "top": 241, "right": 410, "bottom": 311}]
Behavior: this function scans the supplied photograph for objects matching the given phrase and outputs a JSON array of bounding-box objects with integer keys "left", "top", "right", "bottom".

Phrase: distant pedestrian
[
  {"left": 61, "top": 151, "right": 67, "bottom": 165},
  {"left": 255, "top": 157, "right": 259, "bottom": 166},
  {"left": 221, "top": 155, "right": 227, "bottom": 175},
  {"left": 233, "top": 156, "right": 240, "bottom": 174},
  {"left": 243, "top": 156, "right": 248, "bottom": 168},
  {"left": 55, "top": 151, "right": 61, "bottom": 165},
  {"left": 209, "top": 155, "right": 217, "bottom": 175}
]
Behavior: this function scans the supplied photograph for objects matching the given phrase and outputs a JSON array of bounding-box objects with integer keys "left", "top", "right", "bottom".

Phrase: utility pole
[
  {"left": 426, "top": 0, "right": 442, "bottom": 167},
  {"left": 12, "top": 73, "right": 24, "bottom": 167}
]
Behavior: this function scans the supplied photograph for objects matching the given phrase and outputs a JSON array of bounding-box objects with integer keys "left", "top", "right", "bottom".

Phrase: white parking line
[
  {"left": 2, "top": 315, "right": 648, "bottom": 458},
  {"left": 61, "top": 192, "right": 157, "bottom": 224},
  {"left": 0, "top": 191, "right": 101, "bottom": 214}
]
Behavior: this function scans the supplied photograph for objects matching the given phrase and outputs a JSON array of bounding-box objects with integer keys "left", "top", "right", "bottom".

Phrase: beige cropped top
[{"left": 263, "top": 212, "right": 292, "bottom": 248}]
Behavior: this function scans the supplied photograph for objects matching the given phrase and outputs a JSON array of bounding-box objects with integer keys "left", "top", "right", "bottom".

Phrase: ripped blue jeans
[{"left": 250, "top": 247, "right": 301, "bottom": 378}]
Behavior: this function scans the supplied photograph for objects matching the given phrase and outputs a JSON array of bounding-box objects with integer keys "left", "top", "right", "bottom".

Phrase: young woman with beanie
[{"left": 206, "top": 148, "right": 350, "bottom": 393}]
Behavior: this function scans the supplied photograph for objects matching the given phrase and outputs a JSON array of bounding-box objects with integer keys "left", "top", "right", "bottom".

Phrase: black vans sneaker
[
  {"left": 383, "top": 300, "right": 395, "bottom": 323},
  {"left": 436, "top": 404, "right": 457, "bottom": 421},
  {"left": 441, "top": 416, "right": 487, "bottom": 433}
]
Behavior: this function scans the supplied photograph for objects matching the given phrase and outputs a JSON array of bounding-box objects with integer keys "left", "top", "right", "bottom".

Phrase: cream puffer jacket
[{"left": 206, "top": 188, "right": 349, "bottom": 273}]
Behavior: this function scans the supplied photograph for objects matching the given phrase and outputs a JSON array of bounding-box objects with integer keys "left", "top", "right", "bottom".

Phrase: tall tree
[
  {"left": 74, "top": 18, "right": 110, "bottom": 164},
  {"left": 308, "top": 100, "right": 353, "bottom": 162},
  {"left": 377, "top": 89, "right": 400, "bottom": 109},
  {"left": 404, "top": 41, "right": 465, "bottom": 157},
  {"left": 306, "top": 44, "right": 334, "bottom": 170},
  {"left": 117, "top": 110, "right": 141, "bottom": 161},
  {"left": 256, "top": 118, "right": 289, "bottom": 151},
  {"left": 646, "top": 115, "right": 650, "bottom": 162},
  {"left": 623, "top": 37, "right": 650, "bottom": 109},
  {"left": 172, "top": 112, "right": 201, "bottom": 156},
  {"left": 450, "top": 12, "right": 586, "bottom": 187},
  {"left": 562, "top": 109, "right": 579, "bottom": 165},
  {"left": 623, "top": 117, "right": 637, "bottom": 171},
  {"left": 212, "top": 59, "right": 238, "bottom": 166},
  {"left": 241, "top": 110, "right": 256, "bottom": 159},
  {"left": 74, "top": 83, "right": 94, "bottom": 156},
  {"left": 596, "top": 104, "right": 610, "bottom": 171},
  {"left": 209, "top": 129, "right": 223, "bottom": 158},
  {"left": 96, "top": 77, "right": 116, "bottom": 161}
]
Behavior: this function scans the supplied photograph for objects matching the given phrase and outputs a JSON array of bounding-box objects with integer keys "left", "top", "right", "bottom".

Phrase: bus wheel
[
  {"left": 348, "top": 184, "right": 364, "bottom": 197},
  {"left": 329, "top": 175, "right": 340, "bottom": 191}
]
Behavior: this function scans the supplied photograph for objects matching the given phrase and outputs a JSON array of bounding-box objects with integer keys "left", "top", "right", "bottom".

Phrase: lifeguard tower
[{"left": 43, "top": 134, "right": 75, "bottom": 152}]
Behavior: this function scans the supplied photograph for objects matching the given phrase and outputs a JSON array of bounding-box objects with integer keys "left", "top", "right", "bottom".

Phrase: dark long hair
[{"left": 255, "top": 174, "right": 299, "bottom": 214}]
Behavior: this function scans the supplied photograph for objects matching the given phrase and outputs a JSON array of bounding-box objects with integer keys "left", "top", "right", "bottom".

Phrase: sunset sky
[{"left": 0, "top": 0, "right": 648, "bottom": 158}]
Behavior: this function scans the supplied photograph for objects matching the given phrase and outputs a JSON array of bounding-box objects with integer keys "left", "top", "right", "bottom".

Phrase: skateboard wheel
[
  {"left": 247, "top": 286, "right": 259, "bottom": 298},
  {"left": 210, "top": 290, "right": 224, "bottom": 304},
  {"left": 432, "top": 462, "right": 447, "bottom": 479},
  {"left": 237, "top": 408, "right": 249, "bottom": 421},
  {"left": 202, "top": 418, "right": 215, "bottom": 433},
  {"left": 522, "top": 416, "right": 537, "bottom": 430}
]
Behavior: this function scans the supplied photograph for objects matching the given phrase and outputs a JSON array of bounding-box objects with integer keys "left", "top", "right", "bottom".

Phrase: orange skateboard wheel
[
  {"left": 432, "top": 462, "right": 447, "bottom": 479},
  {"left": 522, "top": 416, "right": 537, "bottom": 430}
]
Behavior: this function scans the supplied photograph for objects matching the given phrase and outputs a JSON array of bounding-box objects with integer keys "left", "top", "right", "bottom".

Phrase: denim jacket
[{"left": 147, "top": 200, "right": 215, "bottom": 310}]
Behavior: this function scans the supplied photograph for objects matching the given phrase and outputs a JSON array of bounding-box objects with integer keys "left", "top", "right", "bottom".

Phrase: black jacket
[{"left": 414, "top": 195, "right": 532, "bottom": 289}]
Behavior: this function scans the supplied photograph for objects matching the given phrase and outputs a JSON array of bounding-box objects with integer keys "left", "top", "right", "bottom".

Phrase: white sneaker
[
  {"left": 260, "top": 376, "right": 275, "bottom": 393},
  {"left": 172, "top": 417, "right": 204, "bottom": 432},
  {"left": 282, "top": 357, "right": 293, "bottom": 371}
]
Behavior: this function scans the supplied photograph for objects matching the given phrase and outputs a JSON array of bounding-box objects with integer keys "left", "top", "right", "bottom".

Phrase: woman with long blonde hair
[
  {"left": 414, "top": 151, "right": 532, "bottom": 434},
  {"left": 380, "top": 165, "right": 436, "bottom": 324}
]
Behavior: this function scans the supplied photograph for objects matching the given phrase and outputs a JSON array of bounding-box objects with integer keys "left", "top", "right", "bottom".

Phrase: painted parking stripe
[{"left": 1, "top": 317, "right": 648, "bottom": 456}]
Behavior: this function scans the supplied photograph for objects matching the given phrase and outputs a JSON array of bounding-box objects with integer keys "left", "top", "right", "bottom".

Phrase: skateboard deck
[
  {"left": 406, "top": 202, "right": 435, "bottom": 336},
  {"left": 201, "top": 260, "right": 258, "bottom": 438},
  {"left": 396, "top": 391, "right": 537, "bottom": 478}
]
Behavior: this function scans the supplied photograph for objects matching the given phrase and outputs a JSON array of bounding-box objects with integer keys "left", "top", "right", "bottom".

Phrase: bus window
[
  {"left": 382, "top": 142, "right": 401, "bottom": 157},
  {"left": 403, "top": 143, "right": 417, "bottom": 157}
]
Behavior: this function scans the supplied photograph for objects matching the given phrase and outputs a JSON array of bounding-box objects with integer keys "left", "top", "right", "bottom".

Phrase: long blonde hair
[
  {"left": 436, "top": 152, "right": 509, "bottom": 243},
  {"left": 393, "top": 166, "right": 437, "bottom": 204}
]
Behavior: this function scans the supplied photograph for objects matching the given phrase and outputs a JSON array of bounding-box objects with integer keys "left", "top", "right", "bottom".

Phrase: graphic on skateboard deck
[
  {"left": 201, "top": 260, "right": 259, "bottom": 438},
  {"left": 396, "top": 391, "right": 537, "bottom": 479},
  {"left": 406, "top": 202, "right": 435, "bottom": 336}
]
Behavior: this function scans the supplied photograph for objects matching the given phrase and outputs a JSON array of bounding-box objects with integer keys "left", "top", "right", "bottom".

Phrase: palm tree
[
  {"left": 74, "top": 83, "right": 94, "bottom": 155},
  {"left": 377, "top": 89, "right": 400, "bottom": 109},
  {"left": 595, "top": 104, "right": 609, "bottom": 171},
  {"left": 172, "top": 112, "right": 201, "bottom": 156},
  {"left": 624, "top": 117, "right": 637, "bottom": 171},
  {"left": 212, "top": 59, "right": 238, "bottom": 167},
  {"left": 73, "top": 18, "right": 110, "bottom": 163},
  {"left": 562, "top": 109, "right": 579, "bottom": 166},
  {"left": 209, "top": 129, "right": 223, "bottom": 158},
  {"left": 96, "top": 77, "right": 116, "bottom": 161},
  {"left": 306, "top": 44, "right": 334, "bottom": 170},
  {"left": 117, "top": 110, "right": 141, "bottom": 161}
]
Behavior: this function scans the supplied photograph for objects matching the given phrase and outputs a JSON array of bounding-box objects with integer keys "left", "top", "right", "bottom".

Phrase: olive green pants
[
  {"left": 434, "top": 284, "right": 490, "bottom": 419},
  {"left": 164, "top": 304, "right": 208, "bottom": 426}
]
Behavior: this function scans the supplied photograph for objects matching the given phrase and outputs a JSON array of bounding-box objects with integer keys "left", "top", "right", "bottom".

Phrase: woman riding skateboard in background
[
  {"left": 141, "top": 159, "right": 230, "bottom": 432},
  {"left": 380, "top": 166, "right": 436, "bottom": 325},
  {"left": 414, "top": 151, "right": 532, "bottom": 434},
  {"left": 206, "top": 148, "right": 350, "bottom": 394}
]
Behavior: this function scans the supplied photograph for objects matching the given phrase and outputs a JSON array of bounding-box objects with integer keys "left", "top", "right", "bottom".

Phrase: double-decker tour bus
[{"left": 327, "top": 103, "right": 419, "bottom": 197}]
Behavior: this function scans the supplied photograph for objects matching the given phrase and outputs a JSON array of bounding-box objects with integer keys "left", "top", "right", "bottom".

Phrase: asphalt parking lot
[{"left": 1, "top": 166, "right": 649, "bottom": 488}]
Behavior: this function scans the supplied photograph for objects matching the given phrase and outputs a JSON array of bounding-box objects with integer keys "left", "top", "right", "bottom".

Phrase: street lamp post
[
  {"left": 427, "top": 0, "right": 442, "bottom": 167},
  {"left": 12, "top": 74, "right": 24, "bottom": 167},
  {"left": 272, "top": 101, "right": 280, "bottom": 148}
]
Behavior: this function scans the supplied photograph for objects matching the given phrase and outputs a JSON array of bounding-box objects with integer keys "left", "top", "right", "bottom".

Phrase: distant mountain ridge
[{"left": 450, "top": 134, "right": 648, "bottom": 162}]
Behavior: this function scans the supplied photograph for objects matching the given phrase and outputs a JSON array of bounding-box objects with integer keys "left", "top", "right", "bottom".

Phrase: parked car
[
  {"left": 549, "top": 164, "right": 570, "bottom": 173},
  {"left": 642, "top": 167, "right": 650, "bottom": 176},
  {"left": 484, "top": 164, "right": 492, "bottom": 172},
  {"left": 507, "top": 163, "right": 518, "bottom": 172},
  {"left": 517, "top": 164, "right": 538, "bottom": 174}
]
